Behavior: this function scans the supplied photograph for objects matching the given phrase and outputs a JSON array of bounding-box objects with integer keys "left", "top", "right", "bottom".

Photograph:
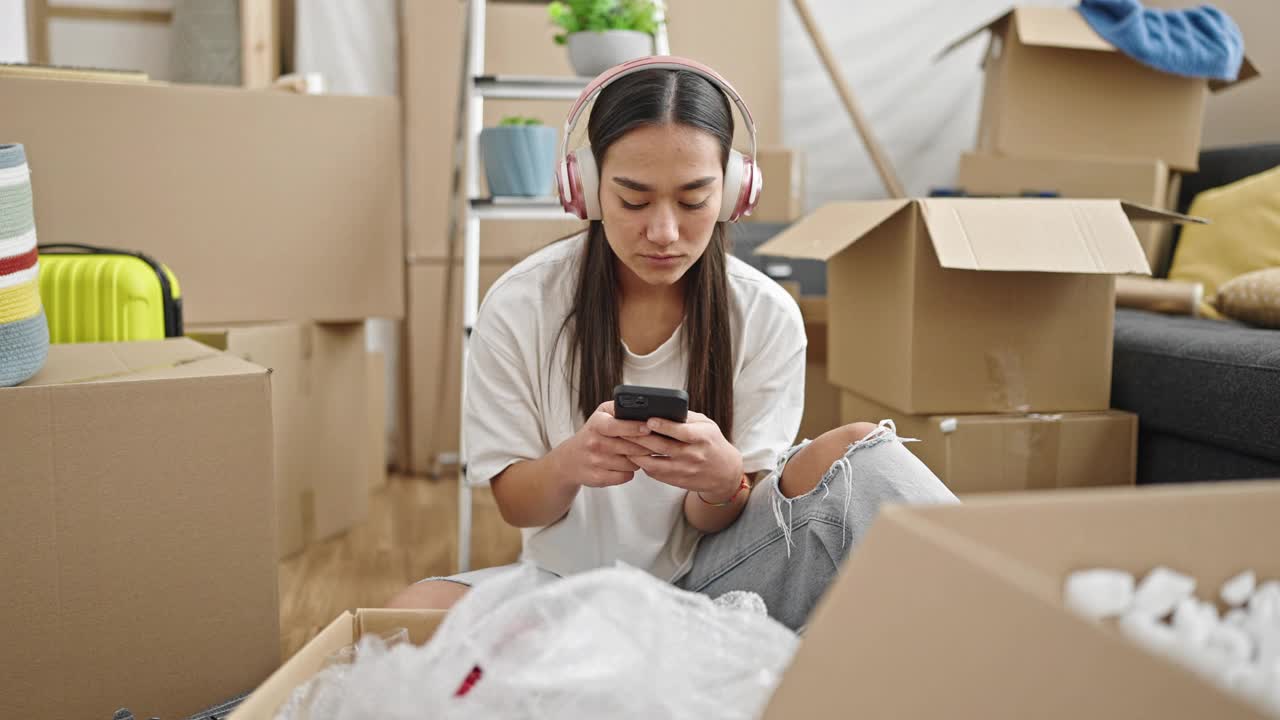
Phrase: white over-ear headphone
[{"left": 556, "top": 56, "right": 763, "bottom": 223}]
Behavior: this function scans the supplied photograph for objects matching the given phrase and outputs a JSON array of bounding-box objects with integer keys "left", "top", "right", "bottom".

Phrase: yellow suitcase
[{"left": 37, "top": 243, "right": 183, "bottom": 343}]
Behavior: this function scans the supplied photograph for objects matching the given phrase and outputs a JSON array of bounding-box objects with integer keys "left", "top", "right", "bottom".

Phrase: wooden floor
[{"left": 276, "top": 474, "right": 521, "bottom": 660}]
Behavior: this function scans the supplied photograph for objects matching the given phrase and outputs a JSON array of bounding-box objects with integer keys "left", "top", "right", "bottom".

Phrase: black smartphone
[{"left": 613, "top": 384, "right": 689, "bottom": 423}]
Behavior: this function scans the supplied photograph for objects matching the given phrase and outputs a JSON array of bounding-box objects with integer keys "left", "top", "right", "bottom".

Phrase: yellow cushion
[
  {"left": 1213, "top": 267, "right": 1280, "bottom": 329},
  {"left": 1168, "top": 164, "right": 1280, "bottom": 319}
]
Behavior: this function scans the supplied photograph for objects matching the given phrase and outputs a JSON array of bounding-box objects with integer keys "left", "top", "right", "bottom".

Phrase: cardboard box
[
  {"left": 666, "top": 0, "right": 782, "bottom": 147},
  {"left": 190, "top": 322, "right": 370, "bottom": 556},
  {"left": 368, "top": 350, "right": 389, "bottom": 491},
  {"left": 958, "top": 152, "right": 1183, "bottom": 275},
  {"left": 756, "top": 198, "right": 1178, "bottom": 415},
  {"left": 841, "top": 389, "right": 1137, "bottom": 494},
  {"left": 0, "top": 76, "right": 403, "bottom": 323},
  {"left": 0, "top": 338, "right": 279, "bottom": 719},
  {"left": 944, "top": 6, "right": 1258, "bottom": 172},
  {"left": 764, "top": 481, "right": 1280, "bottom": 718},
  {"left": 231, "top": 609, "right": 449, "bottom": 720},
  {"left": 402, "top": 0, "right": 782, "bottom": 261},
  {"left": 748, "top": 147, "right": 807, "bottom": 224},
  {"left": 233, "top": 482, "right": 1280, "bottom": 720},
  {"left": 407, "top": 259, "right": 516, "bottom": 474},
  {"left": 796, "top": 296, "right": 840, "bottom": 442}
]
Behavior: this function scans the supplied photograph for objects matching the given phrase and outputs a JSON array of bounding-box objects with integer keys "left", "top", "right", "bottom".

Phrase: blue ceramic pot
[{"left": 479, "top": 125, "right": 559, "bottom": 198}]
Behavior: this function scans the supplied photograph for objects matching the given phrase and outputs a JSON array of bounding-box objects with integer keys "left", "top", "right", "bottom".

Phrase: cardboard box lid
[
  {"left": 939, "top": 6, "right": 1259, "bottom": 92},
  {"left": 755, "top": 199, "right": 1194, "bottom": 275},
  {"left": 19, "top": 337, "right": 261, "bottom": 387}
]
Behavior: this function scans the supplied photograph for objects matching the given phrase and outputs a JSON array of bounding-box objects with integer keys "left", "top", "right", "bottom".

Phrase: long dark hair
[{"left": 560, "top": 69, "right": 736, "bottom": 438}]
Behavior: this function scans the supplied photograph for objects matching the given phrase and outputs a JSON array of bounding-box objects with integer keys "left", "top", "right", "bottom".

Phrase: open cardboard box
[
  {"left": 757, "top": 198, "right": 1196, "bottom": 415},
  {"left": 233, "top": 482, "right": 1280, "bottom": 719},
  {"left": 941, "top": 5, "right": 1259, "bottom": 172},
  {"left": 764, "top": 480, "right": 1280, "bottom": 718}
]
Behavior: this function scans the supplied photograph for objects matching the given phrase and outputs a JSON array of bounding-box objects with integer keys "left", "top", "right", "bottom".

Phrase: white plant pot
[{"left": 566, "top": 30, "right": 654, "bottom": 77}]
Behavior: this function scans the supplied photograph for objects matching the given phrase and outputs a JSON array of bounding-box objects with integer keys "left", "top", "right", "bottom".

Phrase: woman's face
[{"left": 598, "top": 122, "right": 723, "bottom": 289}]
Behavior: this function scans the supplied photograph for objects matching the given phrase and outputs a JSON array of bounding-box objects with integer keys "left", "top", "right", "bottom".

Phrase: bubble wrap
[{"left": 277, "top": 564, "right": 798, "bottom": 720}]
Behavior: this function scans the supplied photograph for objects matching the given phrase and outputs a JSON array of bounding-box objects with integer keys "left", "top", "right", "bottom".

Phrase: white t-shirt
[{"left": 463, "top": 233, "right": 806, "bottom": 581}]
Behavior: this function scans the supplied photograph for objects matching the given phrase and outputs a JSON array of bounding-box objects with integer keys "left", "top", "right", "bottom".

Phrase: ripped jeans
[{"left": 675, "top": 420, "right": 958, "bottom": 631}]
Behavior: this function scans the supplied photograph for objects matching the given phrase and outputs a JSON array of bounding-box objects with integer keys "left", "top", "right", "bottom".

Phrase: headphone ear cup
[
  {"left": 556, "top": 156, "right": 585, "bottom": 219},
  {"left": 742, "top": 157, "right": 763, "bottom": 220},
  {"left": 574, "top": 147, "right": 602, "bottom": 220},
  {"left": 720, "top": 150, "right": 747, "bottom": 223}
]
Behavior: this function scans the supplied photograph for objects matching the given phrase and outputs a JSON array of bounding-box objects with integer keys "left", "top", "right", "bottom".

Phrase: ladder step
[
  {"left": 473, "top": 74, "right": 590, "bottom": 100},
  {"left": 470, "top": 197, "right": 579, "bottom": 221}
]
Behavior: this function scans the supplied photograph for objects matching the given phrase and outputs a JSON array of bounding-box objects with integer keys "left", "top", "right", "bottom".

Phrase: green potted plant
[
  {"left": 479, "top": 116, "right": 560, "bottom": 197},
  {"left": 548, "top": 0, "right": 661, "bottom": 77}
]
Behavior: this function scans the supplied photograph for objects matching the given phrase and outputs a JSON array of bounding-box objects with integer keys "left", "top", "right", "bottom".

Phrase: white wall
[
  {"left": 780, "top": 0, "right": 1071, "bottom": 207},
  {"left": 294, "top": 0, "right": 398, "bottom": 96},
  {"left": 0, "top": 0, "right": 28, "bottom": 63}
]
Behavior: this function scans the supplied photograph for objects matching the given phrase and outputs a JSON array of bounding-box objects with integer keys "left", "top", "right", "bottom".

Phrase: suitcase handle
[{"left": 38, "top": 243, "right": 183, "bottom": 337}]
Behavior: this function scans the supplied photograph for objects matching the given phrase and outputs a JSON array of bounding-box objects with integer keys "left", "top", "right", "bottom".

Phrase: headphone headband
[{"left": 558, "top": 55, "right": 759, "bottom": 166}]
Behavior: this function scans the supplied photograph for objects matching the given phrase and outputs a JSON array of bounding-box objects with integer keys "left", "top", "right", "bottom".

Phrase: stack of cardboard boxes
[
  {"left": 765, "top": 5, "right": 1261, "bottom": 496},
  {"left": 945, "top": 6, "right": 1257, "bottom": 277},
  {"left": 401, "top": 0, "right": 806, "bottom": 477},
  {"left": 0, "top": 75, "right": 400, "bottom": 716},
  {"left": 760, "top": 195, "right": 1185, "bottom": 495}
]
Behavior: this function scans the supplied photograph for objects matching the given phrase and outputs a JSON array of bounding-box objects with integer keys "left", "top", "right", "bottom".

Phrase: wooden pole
[
  {"left": 789, "top": 0, "right": 906, "bottom": 199},
  {"left": 24, "top": 0, "right": 49, "bottom": 65},
  {"left": 240, "top": 0, "right": 280, "bottom": 89}
]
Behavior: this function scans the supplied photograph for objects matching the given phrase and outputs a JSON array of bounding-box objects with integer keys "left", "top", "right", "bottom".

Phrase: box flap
[
  {"left": 935, "top": 9, "right": 1013, "bottom": 60},
  {"left": 918, "top": 198, "right": 1152, "bottom": 275},
  {"left": 1014, "top": 6, "right": 1115, "bottom": 53},
  {"left": 228, "top": 612, "right": 356, "bottom": 720},
  {"left": 753, "top": 200, "right": 912, "bottom": 261},
  {"left": 19, "top": 338, "right": 264, "bottom": 387},
  {"left": 1210, "top": 56, "right": 1260, "bottom": 92},
  {"left": 355, "top": 608, "right": 450, "bottom": 646},
  {"left": 1118, "top": 201, "right": 1206, "bottom": 224}
]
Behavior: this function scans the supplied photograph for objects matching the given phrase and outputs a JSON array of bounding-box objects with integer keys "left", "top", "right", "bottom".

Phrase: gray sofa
[{"left": 1110, "top": 144, "right": 1280, "bottom": 484}]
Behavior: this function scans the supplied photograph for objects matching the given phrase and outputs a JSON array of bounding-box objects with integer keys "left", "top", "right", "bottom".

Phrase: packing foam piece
[
  {"left": 1118, "top": 611, "right": 1178, "bottom": 657},
  {"left": 1064, "top": 569, "right": 1135, "bottom": 620},
  {"left": 1133, "top": 566, "right": 1197, "bottom": 618},
  {"left": 1251, "top": 582, "right": 1280, "bottom": 623},
  {"left": 1222, "top": 570, "right": 1258, "bottom": 607},
  {"left": 1226, "top": 608, "right": 1250, "bottom": 627},
  {"left": 1173, "top": 597, "right": 1215, "bottom": 648},
  {"left": 1172, "top": 642, "right": 1233, "bottom": 684},
  {"left": 1257, "top": 627, "right": 1280, "bottom": 669},
  {"left": 1207, "top": 623, "right": 1254, "bottom": 663},
  {"left": 1222, "top": 662, "right": 1267, "bottom": 698}
]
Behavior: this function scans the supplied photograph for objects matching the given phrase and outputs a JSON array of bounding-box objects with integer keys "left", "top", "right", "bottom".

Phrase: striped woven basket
[{"left": 0, "top": 144, "right": 49, "bottom": 387}]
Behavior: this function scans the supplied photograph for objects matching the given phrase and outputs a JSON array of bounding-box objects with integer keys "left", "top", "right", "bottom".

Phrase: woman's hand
[
  {"left": 627, "top": 411, "right": 744, "bottom": 502},
  {"left": 549, "top": 401, "right": 653, "bottom": 489}
]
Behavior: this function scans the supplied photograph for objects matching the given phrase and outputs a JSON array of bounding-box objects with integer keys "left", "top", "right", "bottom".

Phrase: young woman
[{"left": 388, "top": 60, "right": 956, "bottom": 630}]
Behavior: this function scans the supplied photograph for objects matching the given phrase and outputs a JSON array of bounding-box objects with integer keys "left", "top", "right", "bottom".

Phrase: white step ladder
[{"left": 452, "top": 0, "right": 671, "bottom": 572}]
